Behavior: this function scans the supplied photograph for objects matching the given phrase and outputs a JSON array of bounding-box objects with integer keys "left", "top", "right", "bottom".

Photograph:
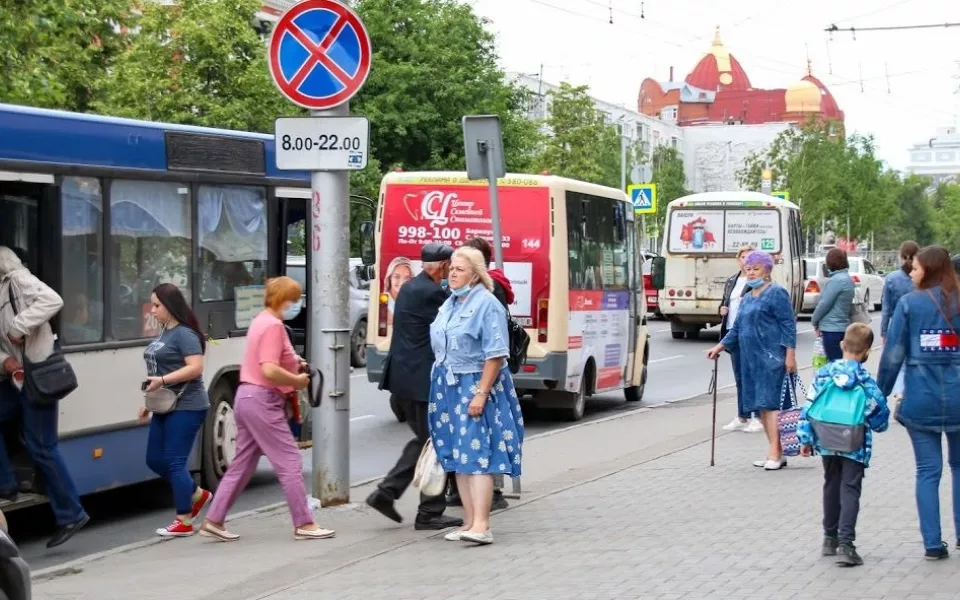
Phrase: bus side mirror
[
  {"left": 359, "top": 221, "right": 375, "bottom": 266},
  {"left": 651, "top": 257, "right": 666, "bottom": 290},
  {"left": 355, "top": 264, "right": 374, "bottom": 281}
]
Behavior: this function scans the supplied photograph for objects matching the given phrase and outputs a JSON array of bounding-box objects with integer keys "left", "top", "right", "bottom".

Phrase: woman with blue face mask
[
  {"left": 200, "top": 276, "right": 334, "bottom": 542},
  {"left": 707, "top": 251, "right": 798, "bottom": 470},
  {"left": 428, "top": 247, "right": 524, "bottom": 545}
]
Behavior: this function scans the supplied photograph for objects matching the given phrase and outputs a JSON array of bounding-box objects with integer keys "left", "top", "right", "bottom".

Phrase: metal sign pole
[
  {"left": 309, "top": 103, "right": 352, "bottom": 506},
  {"left": 482, "top": 141, "right": 505, "bottom": 268}
]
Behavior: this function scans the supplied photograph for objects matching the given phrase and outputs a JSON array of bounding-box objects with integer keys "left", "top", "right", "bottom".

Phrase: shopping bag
[
  {"left": 412, "top": 440, "right": 446, "bottom": 497},
  {"left": 812, "top": 336, "right": 829, "bottom": 370},
  {"left": 777, "top": 373, "right": 807, "bottom": 457}
]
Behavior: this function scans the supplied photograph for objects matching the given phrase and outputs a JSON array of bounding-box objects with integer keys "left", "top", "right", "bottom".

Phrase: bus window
[
  {"left": 61, "top": 177, "right": 105, "bottom": 344},
  {"left": 611, "top": 202, "right": 629, "bottom": 289},
  {"left": 565, "top": 192, "right": 584, "bottom": 289},
  {"left": 197, "top": 185, "right": 268, "bottom": 303},
  {"left": 0, "top": 182, "right": 40, "bottom": 273},
  {"left": 109, "top": 180, "right": 192, "bottom": 341}
]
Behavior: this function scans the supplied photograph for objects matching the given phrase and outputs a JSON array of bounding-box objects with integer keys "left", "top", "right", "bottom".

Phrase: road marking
[
  {"left": 649, "top": 354, "right": 683, "bottom": 364},
  {"left": 349, "top": 414, "right": 375, "bottom": 422},
  {"left": 350, "top": 373, "right": 366, "bottom": 379},
  {"left": 798, "top": 328, "right": 814, "bottom": 334}
]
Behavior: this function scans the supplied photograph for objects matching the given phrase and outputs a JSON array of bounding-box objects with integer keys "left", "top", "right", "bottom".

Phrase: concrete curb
[{"left": 32, "top": 361, "right": 816, "bottom": 581}]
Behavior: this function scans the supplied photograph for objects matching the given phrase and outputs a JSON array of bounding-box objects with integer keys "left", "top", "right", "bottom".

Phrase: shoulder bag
[
  {"left": 7, "top": 285, "right": 78, "bottom": 406},
  {"left": 412, "top": 439, "right": 446, "bottom": 497},
  {"left": 849, "top": 285, "right": 871, "bottom": 325},
  {"left": 777, "top": 373, "right": 807, "bottom": 457},
  {"left": 143, "top": 385, "right": 184, "bottom": 414}
]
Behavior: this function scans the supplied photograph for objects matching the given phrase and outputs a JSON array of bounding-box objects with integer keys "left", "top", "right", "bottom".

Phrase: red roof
[
  {"left": 684, "top": 28, "right": 752, "bottom": 92},
  {"left": 802, "top": 74, "right": 844, "bottom": 120}
]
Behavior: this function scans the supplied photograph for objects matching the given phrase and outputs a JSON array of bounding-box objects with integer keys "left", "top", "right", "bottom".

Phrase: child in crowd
[{"left": 798, "top": 323, "right": 890, "bottom": 567}]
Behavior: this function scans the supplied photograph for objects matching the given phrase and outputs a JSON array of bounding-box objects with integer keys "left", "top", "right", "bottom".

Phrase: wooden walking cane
[{"left": 709, "top": 357, "right": 718, "bottom": 466}]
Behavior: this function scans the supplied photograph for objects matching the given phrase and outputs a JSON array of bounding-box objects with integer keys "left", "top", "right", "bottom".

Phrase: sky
[{"left": 468, "top": 0, "right": 960, "bottom": 170}]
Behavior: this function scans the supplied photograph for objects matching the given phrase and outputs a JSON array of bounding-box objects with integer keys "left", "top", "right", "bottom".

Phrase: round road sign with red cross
[{"left": 267, "top": 0, "right": 372, "bottom": 110}]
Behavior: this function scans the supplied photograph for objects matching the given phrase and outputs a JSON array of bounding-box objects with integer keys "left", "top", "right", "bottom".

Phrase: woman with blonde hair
[
  {"left": 384, "top": 257, "right": 414, "bottom": 325},
  {"left": 428, "top": 247, "right": 524, "bottom": 545},
  {"left": 200, "top": 276, "right": 334, "bottom": 542}
]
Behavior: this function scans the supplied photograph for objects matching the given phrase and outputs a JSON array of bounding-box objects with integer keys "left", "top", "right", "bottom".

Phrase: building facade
[{"left": 906, "top": 127, "right": 960, "bottom": 185}]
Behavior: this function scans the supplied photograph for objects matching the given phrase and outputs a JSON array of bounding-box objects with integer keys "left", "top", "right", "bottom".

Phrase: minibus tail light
[
  {"left": 377, "top": 294, "right": 389, "bottom": 337},
  {"left": 537, "top": 299, "right": 549, "bottom": 343}
]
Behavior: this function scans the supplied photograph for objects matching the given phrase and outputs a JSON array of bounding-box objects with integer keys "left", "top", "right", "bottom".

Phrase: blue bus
[{"left": 0, "top": 103, "right": 329, "bottom": 513}]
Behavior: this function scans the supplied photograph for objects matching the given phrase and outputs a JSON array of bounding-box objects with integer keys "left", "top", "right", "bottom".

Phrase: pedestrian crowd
[{"left": 709, "top": 243, "right": 960, "bottom": 567}]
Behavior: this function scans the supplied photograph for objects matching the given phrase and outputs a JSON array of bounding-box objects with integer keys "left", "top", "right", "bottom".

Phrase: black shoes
[
  {"left": 47, "top": 514, "right": 89, "bottom": 548},
  {"left": 821, "top": 536, "right": 839, "bottom": 556},
  {"left": 365, "top": 491, "right": 403, "bottom": 523},
  {"left": 414, "top": 514, "right": 463, "bottom": 531},
  {"left": 836, "top": 543, "right": 863, "bottom": 567},
  {"left": 925, "top": 542, "right": 949, "bottom": 561}
]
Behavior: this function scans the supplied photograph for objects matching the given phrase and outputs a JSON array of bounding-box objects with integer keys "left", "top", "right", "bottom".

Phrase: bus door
[
  {"left": 623, "top": 204, "right": 638, "bottom": 383},
  {"left": 786, "top": 209, "right": 803, "bottom": 314}
]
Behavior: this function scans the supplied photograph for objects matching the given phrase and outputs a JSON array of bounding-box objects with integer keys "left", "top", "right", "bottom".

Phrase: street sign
[
  {"left": 627, "top": 184, "right": 657, "bottom": 215},
  {"left": 267, "top": 0, "right": 372, "bottom": 110},
  {"left": 463, "top": 115, "right": 506, "bottom": 268},
  {"left": 275, "top": 116, "right": 370, "bottom": 171},
  {"left": 772, "top": 190, "right": 790, "bottom": 201}
]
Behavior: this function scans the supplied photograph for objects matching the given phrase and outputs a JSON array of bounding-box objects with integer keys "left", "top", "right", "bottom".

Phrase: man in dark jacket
[
  {"left": 445, "top": 237, "right": 515, "bottom": 510},
  {"left": 366, "top": 243, "right": 463, "bottom": 530}
]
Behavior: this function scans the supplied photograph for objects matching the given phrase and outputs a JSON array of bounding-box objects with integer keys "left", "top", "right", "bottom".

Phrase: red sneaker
[
  {"left": 156, "top": 519, "right": 194, "bottom": 537},
  {"left": 191, "top": 489, "right": 213, "bottom": 519}
]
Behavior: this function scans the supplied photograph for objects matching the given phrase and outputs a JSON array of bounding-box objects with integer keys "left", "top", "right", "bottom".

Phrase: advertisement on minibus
[
  {"left": 667, "top": 208, "right": 781, "bottom": 254},
  {"left": 379, "top": 180, "right": 551, "bottom": 326}
]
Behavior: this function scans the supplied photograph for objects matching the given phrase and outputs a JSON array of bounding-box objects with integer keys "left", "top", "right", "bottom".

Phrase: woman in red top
[{"left": 200, "top": 276, "right": 334, "bottom": 541}]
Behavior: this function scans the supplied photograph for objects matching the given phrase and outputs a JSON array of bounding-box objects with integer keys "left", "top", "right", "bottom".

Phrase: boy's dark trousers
[{"left": 822, "top": 455, "right": 865, "bottom": 543}]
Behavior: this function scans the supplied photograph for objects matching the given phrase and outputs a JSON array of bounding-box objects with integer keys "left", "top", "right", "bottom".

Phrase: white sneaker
[
  {"left": 744, "top": 418, "right": 764, "bottom": 433},
  {"left": 753, "top": 457, "right": 788, "bottom": 469},
  {"left": 722, "top": 418, "right": 746, "bottom": 432}
]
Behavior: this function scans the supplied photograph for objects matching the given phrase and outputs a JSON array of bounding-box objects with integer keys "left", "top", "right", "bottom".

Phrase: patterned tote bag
[{"left": 777, "top": 373, "right": 807, "bottom": 457}]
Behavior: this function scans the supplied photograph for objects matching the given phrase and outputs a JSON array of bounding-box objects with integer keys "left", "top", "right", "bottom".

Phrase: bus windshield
[{"left": 667, "top": 207, "right": 782, "bottom": 254}]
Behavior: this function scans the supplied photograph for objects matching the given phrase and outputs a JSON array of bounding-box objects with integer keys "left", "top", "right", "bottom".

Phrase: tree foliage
[
  {"left": 0, "top": 0, "right": 135, "bottom": 112},
  {"left": 648, "top": 146, "right": 688, "bottom": 240},
  {"left": 93, "top": 0, "right": 293, "bottom": 132},
  {"left": 351, "top": 0, "right": 540, "bottom": 173},
  {"left": 533, "top": 83, "right": 621, "bottom": 187}
]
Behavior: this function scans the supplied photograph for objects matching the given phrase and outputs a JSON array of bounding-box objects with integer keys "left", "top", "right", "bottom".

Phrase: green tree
[
  {"left": 533, "top": 82, "right": 620, "bottom": 187},
  {"left": 0, "top": 0, "right": 135, "bottom": 111},
  {"left": 648, "top": 145, "right": 688, "bottom": 241},
  {"left": 93, "top": 0, "right": 294, "bottom": 132},
  {"left": 352, "top": 0, "right": 541, "bottom": 172},
  {"left": 931, "top": 182, "right": 960, "bottom": 250}
]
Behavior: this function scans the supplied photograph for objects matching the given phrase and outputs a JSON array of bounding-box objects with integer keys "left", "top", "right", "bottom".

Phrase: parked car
[
  {"left": 286, "top": 256, "right": 371, "bottom": 368},
  {"left": 0, "top": 510, "right": 30, "bottom": 600},
  {"left": 800, "top": 255, "right": 873, "bottom": 316}
]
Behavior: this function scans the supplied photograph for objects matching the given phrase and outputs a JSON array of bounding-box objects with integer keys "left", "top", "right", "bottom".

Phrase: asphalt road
[{"left": 11, "top": 312, "right": 881, "bottom": 571}]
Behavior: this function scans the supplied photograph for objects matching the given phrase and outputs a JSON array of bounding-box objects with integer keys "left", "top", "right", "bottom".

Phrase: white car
[{"left": 847, "top": 256, "right": 884, "bottom": 311}]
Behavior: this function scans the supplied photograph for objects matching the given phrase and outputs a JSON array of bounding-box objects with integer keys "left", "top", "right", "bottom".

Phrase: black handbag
[{"left": 7, "top": 285, "right": 78, "bottom": 405}]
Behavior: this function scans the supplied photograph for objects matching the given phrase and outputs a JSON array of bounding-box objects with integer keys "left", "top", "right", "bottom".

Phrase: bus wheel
[
  {"left": 562, "top": 377, "right": 587, "bottom": 421},
  {"left": 684, "top": 329, "right": 700, "bottom": 340},
  {"left": 202, "top": 381, "right": 238, "bottom": 491},
  {"left": 350, "top": 318, "right": 367, "bottom": 368},
  {"left": 625, "top": 349, "right": 649, "bottom": 403},
  {"left": 671, "top": 331, "right": 684, "bottom": 340}
]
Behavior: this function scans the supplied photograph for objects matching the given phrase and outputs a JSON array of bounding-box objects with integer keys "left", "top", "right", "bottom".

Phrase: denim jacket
[
  {"left": 811, "top": 268, "right": 855, "bottom": 332},
  {"left": 877, "top": 286, "right": 960, "bottom": 433},
  {"left": 880, "top": 269, "right": 913, "bottom": 338},
  {"left": 430, "top": 285, "right": 509, "bottom": 375}
]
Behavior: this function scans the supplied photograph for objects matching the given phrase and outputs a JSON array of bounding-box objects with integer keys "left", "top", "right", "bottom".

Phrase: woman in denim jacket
[
  {"left": 880, "top": 241, "right": 918, "bottom": 396},
  {"left": 877, "top": 246, "right": 960, "bottom": 560},
  {"left": 428, "top": 247, "right": 523, "bottom": 546},
  {"left": 811, "top": 248, "right": 855, "bottom": 361}
]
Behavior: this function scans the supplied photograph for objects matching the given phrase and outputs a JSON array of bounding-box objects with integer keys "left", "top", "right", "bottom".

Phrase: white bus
[
  {"left": 360, "top": 171, "right": 651, "bottom": 421},
  {"left": 0, "top": 103, "right": 336, "bottom": 512},
  {"left": 651, "top": 192, "right": 804, "bottom": 339}
]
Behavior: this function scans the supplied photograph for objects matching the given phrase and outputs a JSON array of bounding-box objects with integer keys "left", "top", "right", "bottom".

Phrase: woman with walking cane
[{"left": 706, "top": 250, "right": 797, "bottom": 470}]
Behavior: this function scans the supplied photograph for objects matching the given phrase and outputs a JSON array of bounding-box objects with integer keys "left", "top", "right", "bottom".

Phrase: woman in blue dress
[
  {"left": 428, "top": 246, "right": 523, "bottom": 546},
  {"left": 707, "top": 250, "right": 797, "bottom": 470}
]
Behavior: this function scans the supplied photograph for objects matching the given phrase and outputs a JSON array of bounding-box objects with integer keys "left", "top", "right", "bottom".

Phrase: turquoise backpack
[{"left": 807, "top": 379, "right": 868, "bottom": 453}]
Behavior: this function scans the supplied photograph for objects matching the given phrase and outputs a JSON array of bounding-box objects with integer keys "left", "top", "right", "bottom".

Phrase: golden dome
[{"left": 785, "top": 61, "right": 822, "bottom": 113}]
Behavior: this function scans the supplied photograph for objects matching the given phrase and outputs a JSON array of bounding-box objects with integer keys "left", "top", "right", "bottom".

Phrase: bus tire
[
  {"left": 625, "top": 347, "right": 649, "bottom": 403},
  {"left": 562, "top": 372, "right": 588, "bottom": 421},
  {"left": 202, "top": 380, "right": 239, "bottom": 491},
  {"left": 350, "top": 318, "right": 367, "bottom": 368},
  {"left": 685, "top": 330, "right": 700, "bottom": 340},
  {"left": 671, "top": 331, "right": 684, "bottom": 340}
]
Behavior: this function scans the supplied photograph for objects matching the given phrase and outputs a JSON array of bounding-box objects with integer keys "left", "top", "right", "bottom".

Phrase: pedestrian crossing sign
[
  {"left": 772, "top": 190, "right": 790, "bottom": 202},
  {"left": 627, "top": 184, "right": 657, "bottom": 215}
]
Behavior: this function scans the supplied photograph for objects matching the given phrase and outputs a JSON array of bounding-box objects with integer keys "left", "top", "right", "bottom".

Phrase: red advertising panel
[{"left": 379, "top": 180, "right": 551, "bottom": 325}]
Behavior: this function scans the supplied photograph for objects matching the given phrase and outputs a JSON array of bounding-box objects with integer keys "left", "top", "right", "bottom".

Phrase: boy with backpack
[{"left": 797, "top": 322, "right": 890, "bottom": 567}]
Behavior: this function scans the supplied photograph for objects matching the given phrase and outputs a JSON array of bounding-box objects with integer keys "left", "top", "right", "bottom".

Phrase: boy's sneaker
[
  {"left": 744, "top": 417, "right": 764, "bottom": 433},
  {"left": 191, "top": 489, "right": 213, "bottom": 520},
  {"left": 156, "top": 519, "right": 194, "bottom": 537},
  {"left": 722, "top": 418, "right": 747, "bottom": 432},
  {"left": 925, "top": 542, "right": 949, "bottom": 560},
  {"left": 821, "top": 536, "right": 839, "bottom": 556},
  {"left": 836, "top": 542, "right": 863, "bottom": 567}
]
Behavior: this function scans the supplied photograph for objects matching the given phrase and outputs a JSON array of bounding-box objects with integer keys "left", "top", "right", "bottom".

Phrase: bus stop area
[{"left": 30, "top": 357, "right": 960, "bottom": 600}]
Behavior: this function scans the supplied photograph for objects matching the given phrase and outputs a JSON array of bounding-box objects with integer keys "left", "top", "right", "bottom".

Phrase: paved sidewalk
[{"left": 33, "top": 358, "right": 960, "bottom": 600}]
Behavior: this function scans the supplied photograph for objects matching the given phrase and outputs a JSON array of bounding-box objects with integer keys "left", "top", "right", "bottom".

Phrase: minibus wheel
[
  {"left": 202, "top": 381, "right": 238, "bottom": 491},
  {"left": 562, "top": 374, "right": 587, "bottom": 421}
]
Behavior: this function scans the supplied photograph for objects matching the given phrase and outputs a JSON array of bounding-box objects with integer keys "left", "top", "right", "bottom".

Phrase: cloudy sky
[{"left": 469, "top": 0, "right": 959, "bottom": 170}]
